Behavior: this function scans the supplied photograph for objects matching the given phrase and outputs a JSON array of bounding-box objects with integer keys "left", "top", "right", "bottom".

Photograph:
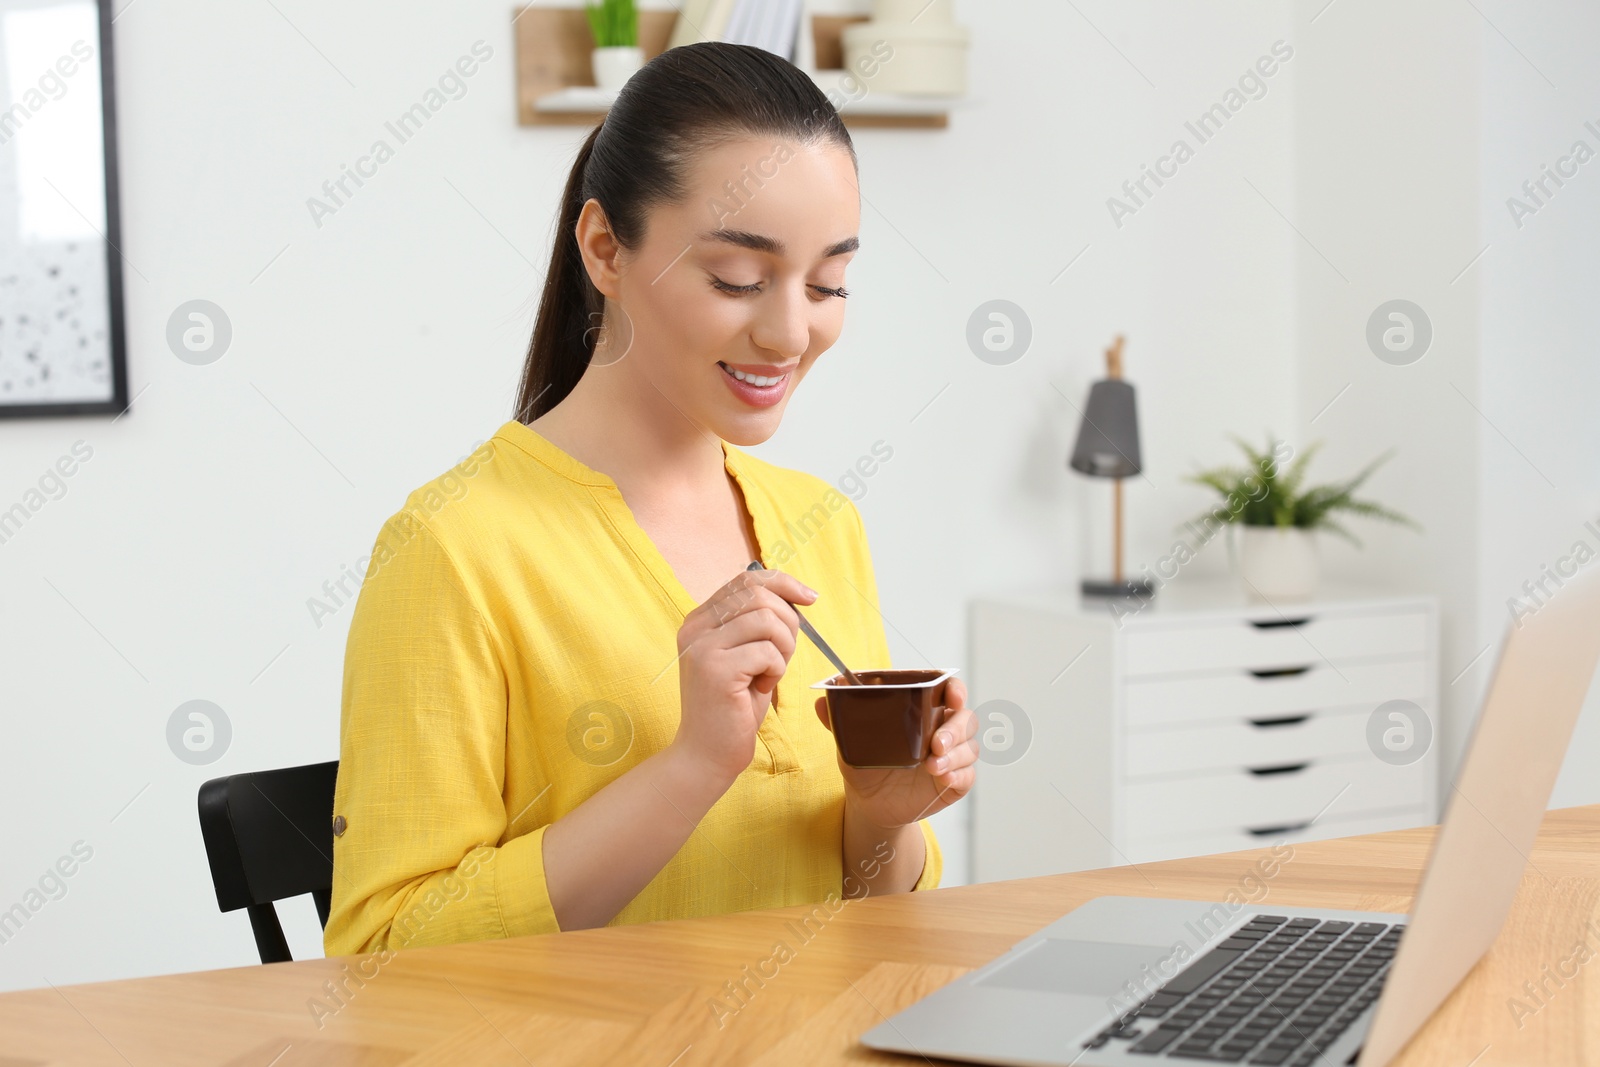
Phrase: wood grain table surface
[{"left": 3, "top": 806, "right": 1597, "bottom": 1066}]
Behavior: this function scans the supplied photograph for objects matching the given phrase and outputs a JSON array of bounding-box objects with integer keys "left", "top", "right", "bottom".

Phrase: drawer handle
[
  {"left": 1249, "top": 616, "right": 1312, "bottom": 630},
  {"left": 1246, "top": 762, "right": 1310, "bottom": 776},
  {"left": 1248, "top": 665, "right": 1313, "bottom": 679},
  {"left": 1249, "top": 714, "right": 1311, "bottom": 728},
  {"left": 1246, "top": 820, "right": 1312, "bottom": 837}
]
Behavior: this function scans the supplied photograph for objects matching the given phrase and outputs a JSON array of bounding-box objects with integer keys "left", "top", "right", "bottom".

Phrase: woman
[{"left": 323, "top": 42, "right": 978, "bottom": 955}]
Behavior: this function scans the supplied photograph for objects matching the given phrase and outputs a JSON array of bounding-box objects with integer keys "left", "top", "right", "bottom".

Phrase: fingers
[
  {"left": 814, "top": 695, "right": 832, "bottom": 732},
  {"left": 703, "top": 568, "right": 815, "bottom": 629},
  {"left": 690, "top": 577, "right": 805, "bottom": 665},
  {"left": 710, "top": 633, "right": 789, "bottom": 695},
  {"left": 923, "top": 704, "right": 979, "bottom": 793},
  {"left": 677, "top": 571, "right": 817, "bottom": 695},
  {"left": 743, "top": 566, "right": 818, "bottom": 607},
  {"left": 944, "top": 676, "right": 968, "bottom": 710},
  {"left": 704, "top": 607, "right": 798, "bottom": 668}
]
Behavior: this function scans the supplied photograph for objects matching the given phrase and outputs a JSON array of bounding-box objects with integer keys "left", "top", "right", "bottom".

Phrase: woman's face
[{"left": 579, "top": 135, "right": 861, "bottom": 448}]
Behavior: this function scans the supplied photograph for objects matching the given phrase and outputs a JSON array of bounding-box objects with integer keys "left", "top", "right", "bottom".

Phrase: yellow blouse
[{"left": 324, "top": 419, "right": 941, "bottom": 956}]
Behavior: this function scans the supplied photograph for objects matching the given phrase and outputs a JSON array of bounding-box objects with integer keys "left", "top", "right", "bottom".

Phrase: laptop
[{"left": 862, "top": 567, "right": 1600, "bottom": 1067}]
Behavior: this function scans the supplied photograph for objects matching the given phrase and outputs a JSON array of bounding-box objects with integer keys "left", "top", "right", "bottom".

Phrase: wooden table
[{"left": 5, "top": 806, "right": 1598, "bottom": 1066}]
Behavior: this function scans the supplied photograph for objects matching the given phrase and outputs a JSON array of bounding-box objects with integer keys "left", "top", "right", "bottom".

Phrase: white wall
[
  {"left": 17, "top": 0, "right": 1525, "bottom": 994},
  {"left": 1473, "top": 0, "right": 1600, "bottom": 806},
  {"left": 1287, "top": 0, "right": 1600, "bottom": 816},
  {"left": 1288, "top": 0, "right": 1484, "bottom": 780}
]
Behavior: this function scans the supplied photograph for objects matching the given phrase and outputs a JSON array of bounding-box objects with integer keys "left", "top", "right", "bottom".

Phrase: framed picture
[{"left": 0, "top": 0, "right": 127, "bottom": 418}]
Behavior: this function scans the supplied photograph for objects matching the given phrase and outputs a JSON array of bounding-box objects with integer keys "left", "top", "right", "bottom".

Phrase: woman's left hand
[{"left": 813, "top": 676, "right": 979, "bottom": 829}]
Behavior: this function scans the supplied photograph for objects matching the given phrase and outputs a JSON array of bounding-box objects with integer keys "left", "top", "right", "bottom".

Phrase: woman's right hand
[{"left": 671, "top": 567, "right": 817, "bottom": 783}]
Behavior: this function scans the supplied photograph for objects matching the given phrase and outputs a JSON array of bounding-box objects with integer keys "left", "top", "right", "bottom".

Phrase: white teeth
[{"left": 721, "top": 363, "right": 786, "bottom": 388}]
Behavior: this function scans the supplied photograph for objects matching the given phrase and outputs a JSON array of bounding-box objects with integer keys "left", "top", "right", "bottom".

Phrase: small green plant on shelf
[
  {"left": 1185, "top": 435, "right": 1421, "bottom": 547},
  {"left": 585, "top": 0, "right": 638, "bottom": 48}
]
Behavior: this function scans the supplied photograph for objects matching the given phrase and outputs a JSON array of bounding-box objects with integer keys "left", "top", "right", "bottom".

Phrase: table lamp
[{"left": 1069, "top": 335, "right": 1153, "bottom": 599}]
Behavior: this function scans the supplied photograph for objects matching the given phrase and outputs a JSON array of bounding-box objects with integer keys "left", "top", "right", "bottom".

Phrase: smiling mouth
[{"left": 717, "top": 361, "right": 793, "bottom": 388}]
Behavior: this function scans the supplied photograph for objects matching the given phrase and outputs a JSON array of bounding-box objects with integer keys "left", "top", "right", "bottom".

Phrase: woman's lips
[{"left": 717, "top": 361, "right": 792, "bottom": 408}]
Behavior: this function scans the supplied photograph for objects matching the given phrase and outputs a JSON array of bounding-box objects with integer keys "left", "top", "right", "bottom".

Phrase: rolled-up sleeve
[{"left": 324, "top": 513, "right": 558, "bottom": 957}]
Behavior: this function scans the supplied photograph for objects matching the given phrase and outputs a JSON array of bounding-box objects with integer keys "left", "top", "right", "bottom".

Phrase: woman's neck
[{"left": 527, "top": 359, "right": 727, "bottom": 499}]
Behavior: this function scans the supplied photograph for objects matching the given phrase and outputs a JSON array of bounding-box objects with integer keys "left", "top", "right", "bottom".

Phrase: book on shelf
[
  {"left": 667, "top": 0, "right": 736, "bottom": 49},
  {"left": 670, "top": 0, "right": 807, "bottom": 61}
]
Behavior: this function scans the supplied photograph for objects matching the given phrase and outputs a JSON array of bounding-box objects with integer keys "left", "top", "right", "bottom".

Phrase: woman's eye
[{"left": 709, "top": 276, "right": 849, "bottom": 300}]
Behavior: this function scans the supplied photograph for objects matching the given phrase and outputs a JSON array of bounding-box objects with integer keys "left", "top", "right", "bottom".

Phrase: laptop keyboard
[{"left": 1081, "top": 915, "right": 1404, "bottom": 1065}]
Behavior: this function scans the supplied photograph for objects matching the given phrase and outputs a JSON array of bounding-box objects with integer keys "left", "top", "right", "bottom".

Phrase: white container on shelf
[
  {"left": 873, "top": 0, "right": 954, "bottom": 22},
  {"left": 841, "top": 20, "right": 969, "bottom": 96}
]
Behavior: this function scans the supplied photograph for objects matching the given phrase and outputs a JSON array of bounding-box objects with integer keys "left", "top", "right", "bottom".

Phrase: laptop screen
[{"left": 1358, "top": 569, "right": 1600, "bottom": 1067}]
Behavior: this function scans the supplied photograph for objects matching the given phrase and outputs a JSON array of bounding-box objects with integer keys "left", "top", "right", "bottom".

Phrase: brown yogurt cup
[{"left": 809, "top": 668, "right": 959, "bottom": 769}]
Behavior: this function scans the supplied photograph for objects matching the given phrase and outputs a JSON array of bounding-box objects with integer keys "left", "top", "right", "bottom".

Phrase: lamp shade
[{"left": 1068, "top": 379, "right": 1142, "bottom": 479}]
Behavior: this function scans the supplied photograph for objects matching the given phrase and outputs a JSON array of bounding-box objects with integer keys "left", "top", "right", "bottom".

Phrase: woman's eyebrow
[{"left": 696, "top": 229, "right": 859, "bottom": 259}]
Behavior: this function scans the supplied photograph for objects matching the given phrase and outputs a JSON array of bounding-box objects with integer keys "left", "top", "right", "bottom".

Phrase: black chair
[{"left": 198, "top": 760, "right": 339, "bottom": 964}]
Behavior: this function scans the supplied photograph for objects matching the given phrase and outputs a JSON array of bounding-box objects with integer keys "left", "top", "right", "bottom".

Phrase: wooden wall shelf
[{"left": 513, "top": 6, "right": 957, "bottom": 129}]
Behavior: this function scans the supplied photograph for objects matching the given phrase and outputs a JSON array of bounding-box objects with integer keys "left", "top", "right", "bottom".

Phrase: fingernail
[
  {"left": 801, "top": 584, "right": 819, "bottom": 598},
  {"left": 934, "top": 757, "right": 949, "bottom": 774}
]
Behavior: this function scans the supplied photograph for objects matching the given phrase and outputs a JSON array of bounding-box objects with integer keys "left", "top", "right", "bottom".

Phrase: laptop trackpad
[{"left": 975, "top": 939, "right": 1172, "bottom": 997}]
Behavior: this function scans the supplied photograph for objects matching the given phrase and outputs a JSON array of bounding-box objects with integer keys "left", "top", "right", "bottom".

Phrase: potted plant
[
  {"left": 586, "top": 0, "right": 642, "bottom": 92},
  {"left": 1185, "top": 436, "right": 1420, "bottom": 601}
]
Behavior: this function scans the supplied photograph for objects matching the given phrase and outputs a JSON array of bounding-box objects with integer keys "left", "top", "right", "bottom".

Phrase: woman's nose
[{"left": 750, "top": 283, "right": 810, "bottom": 360}]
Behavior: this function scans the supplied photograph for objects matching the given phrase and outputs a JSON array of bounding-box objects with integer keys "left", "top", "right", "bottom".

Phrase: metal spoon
[{"left": 746, "top": 561, "right": 864, "bottom": 685}]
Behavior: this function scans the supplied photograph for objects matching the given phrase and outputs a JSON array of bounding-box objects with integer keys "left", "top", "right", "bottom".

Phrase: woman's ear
[{"left": 573, "top": 198, "right": 624, "bottom": 301}]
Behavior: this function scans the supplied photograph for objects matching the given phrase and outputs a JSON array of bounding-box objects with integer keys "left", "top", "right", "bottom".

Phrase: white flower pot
[
  {"left": 592, "top": 46, "right": 644, "bottom": 92},
  {"left": 1237, "top": 527, "right": 1319, "bottom": 602}
]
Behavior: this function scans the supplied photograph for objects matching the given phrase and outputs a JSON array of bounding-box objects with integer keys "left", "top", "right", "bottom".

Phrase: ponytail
[{"left": 515, "top": 123, "right": 605, "bottom": 422}]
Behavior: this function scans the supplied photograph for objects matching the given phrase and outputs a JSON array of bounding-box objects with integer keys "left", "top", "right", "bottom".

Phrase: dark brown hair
[{"left": 513, "top": 42, "right": 855, "bottom": 422}]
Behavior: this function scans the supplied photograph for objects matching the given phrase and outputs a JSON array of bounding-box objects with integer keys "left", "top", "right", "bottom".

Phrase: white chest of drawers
[{"left": 969, "top": 581, "right": 1439, "bottom": 882}]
